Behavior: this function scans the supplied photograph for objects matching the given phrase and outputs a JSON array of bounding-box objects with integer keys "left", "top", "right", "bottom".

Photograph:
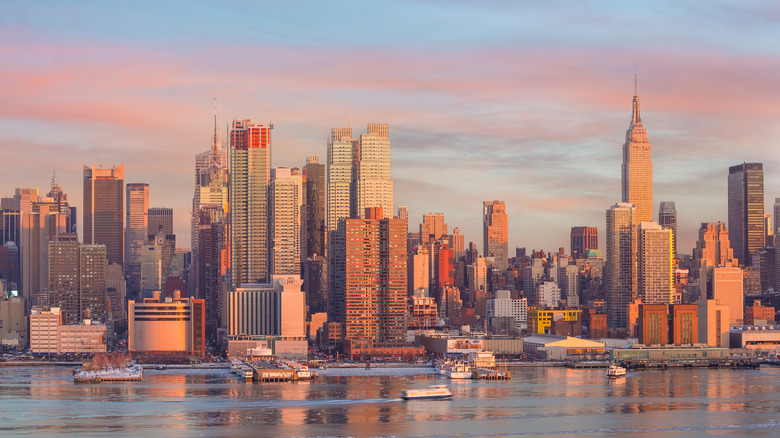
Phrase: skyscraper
[
  {"left": 148, "top": 207, "right": 173, "bottom": 236},
  {"left": 327, "top": 128, "right": 355, "bottom": 233},
  {"left": 637, "top": 222, "right": 673, "bottom": 305},
  {"left": 728, "top": 163, "right": 764, "bottom": 266},
  {"left": 658, "top": 201, "right": 677, "bottom": 257},
  {"left": 83, "top": 164, "right": 124, "bottom": 266},
  {"left": 451, "top": 227, "right": 464, "bottom": 262},
  {"left": 303, "top": 156, "right": 326, "bottom": 259},
  {"left": 327, "top": 128, "right": 356, "bottom": 321},
  {"left": 22, "top": 197, "right": 67, "bottom": 305},
  {"left": 125, "top": 183, "right": 148, "bottom": 300},
  {"left": 621, "top": 79, "right": 653, "bottom": 223},
  {"left": 606, "top": 203, "right": 637, "bottom": 330},
  {"left": 230, "top": 119, "right": 272, "bottom": 286},
  {"left": 396, "top": 206, "right": 408, "bottom": 222},
  {"left": 335, "top": 208, "right": 406, "bottom": 347},
  {"left": 79, "top": 244, "right": 107, "bottom": 322},
  {"left": 269, "top": 167, "right": 302, "bottom": 277},
  {"left": 693, "top": 222, "right": 735, "bottom": 272},
  {"left": 354, "top": 124, "right": 393, "bottom": 219},
  {"left": 763, "top": 213, "right": 774, "bottom": 247},
  {"left": 192, "top": 104, "right": 229, "bottom": 313},
  {"left": 196, "top": 205, "right": 227, "bottom": 334},
  {"left": 483, "top": 201, "right": 508, "bottom": 270},
  {"left": 570, "top": 226, "right": 598, "bottom": 259},
  {"left": 420, "top": 213, "right": 447, "bottom": 245},
  {"left": 48, "top": 233, "right": 79, "bottom": 325},
  {"left": 46, "top": 174, "right": 76, "bottom": 234}
]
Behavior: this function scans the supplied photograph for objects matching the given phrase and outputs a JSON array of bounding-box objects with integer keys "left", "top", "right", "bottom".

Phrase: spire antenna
[{"left": 212, "top": 97, "right": 222, "bottom": 153}]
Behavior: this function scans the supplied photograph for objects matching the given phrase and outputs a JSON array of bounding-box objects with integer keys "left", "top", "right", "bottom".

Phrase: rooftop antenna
[
  {"left": 634, "top": 63, "right": 638, "bottom": 95},
  {"left": 349, "top": 96, "right": 352, "bottom": 131},
  {"left": 212, "top": 97, "right": 222, "bottom": 154}
]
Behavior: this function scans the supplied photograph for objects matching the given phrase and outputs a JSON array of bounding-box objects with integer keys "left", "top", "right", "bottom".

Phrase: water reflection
[{"left": 2, "top": 366, "right": 780, "bottom": 436}]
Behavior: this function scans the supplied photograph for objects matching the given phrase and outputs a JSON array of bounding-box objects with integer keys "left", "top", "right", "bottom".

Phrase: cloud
[{"left": 2, "top": 8, "right": 780, "bottom": 253}]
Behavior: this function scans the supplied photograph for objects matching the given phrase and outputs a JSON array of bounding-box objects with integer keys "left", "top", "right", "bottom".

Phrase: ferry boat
[
  {"left": 295, "top": 364, "right": 312, "bottom": 380},
  {"left": 400, "top": 385, "right": 453, "bottom": 400},
  {"left": 240, "top": 367, "right": 254, "bottom": 380},
  {"left": 606, "top": 364, "right": 627, "bottom": 378},
  {"left": 445, "top": 362, "right": 472, "bottom": 379}
]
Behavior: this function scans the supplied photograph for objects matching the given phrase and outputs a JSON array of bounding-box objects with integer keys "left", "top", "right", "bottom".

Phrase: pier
[{"left": 471, "top": 368, "right": 511, "bottom": 380}]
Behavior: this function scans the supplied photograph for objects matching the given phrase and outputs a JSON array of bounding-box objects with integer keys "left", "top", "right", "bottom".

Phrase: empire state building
[{"left": 621, "top": 78, "right": 653, "bottom": 223}]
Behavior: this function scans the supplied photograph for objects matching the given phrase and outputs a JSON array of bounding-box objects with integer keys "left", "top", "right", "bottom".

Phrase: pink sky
[{"left": 2, "top": 2, "right": 779, "bottom": 254}]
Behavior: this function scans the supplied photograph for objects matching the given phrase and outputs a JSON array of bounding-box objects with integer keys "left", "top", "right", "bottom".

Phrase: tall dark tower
[
  {"left": 728, "top": 163, "right": 764, "bottom": 266},
  {"left": 658, "top": 201, "right": 677, "bottom": 258},
  {"left": 83, "top": 164, "right": 124, "bottom": 266}
]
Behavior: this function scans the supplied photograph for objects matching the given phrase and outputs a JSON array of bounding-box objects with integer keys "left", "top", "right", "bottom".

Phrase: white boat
[
  {"left": 445, "top": 363, "right": 472, "bottom": 379},
  {"left": 606, "top": 364, "right": 627, "bottom": 378},
  {"left": 295, "top": 365, "right": 312, "bottom": 380},
  {"left": 401, "top": 385, "right": 453, "bottom": 400}
]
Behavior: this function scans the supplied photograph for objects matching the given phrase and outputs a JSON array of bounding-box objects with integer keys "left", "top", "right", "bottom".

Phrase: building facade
[
  {"left": 230, "top": 119, "right": 272, "bottom": 286},
  {"left": 621, "top": 83, "right": 653, "bottom": 223},
  {"left": 269, "top": 167, "right": 302, "bottom": 276},
  {"left": 728, "top": 163, "right": 764, "bottom": 266},
  {"left": 128, "top": 291, "right": 205, "bottom": 355},
  {"left": 658, "top": 201, "right": 677, "bottom": 257},
  {"left": 637, "top": 222, "right": 673, "bottom": 305},
  {"left": 333, "top": 208, "right": 407, "bottom": 347},
  {"left": 83, "top": 164, "right": 124, "bottom": 266},
  {"left": 125, "top": 183, "right": 149, "bottom": 300},
  {"left": 570, "top": 226, "right": 598, "bottom": 259},
  {"left": 354, "top": 124, "right": 393, "bottom": 219},
  {"left": 606, "top": 203, "right": 637, "bottom": 330},
  {"left": 483, "top": 201, "right": 508, "bottom": 271}
]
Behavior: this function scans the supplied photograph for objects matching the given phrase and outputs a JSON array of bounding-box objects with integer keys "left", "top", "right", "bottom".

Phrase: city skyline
[{"left": 2, "top": 2, "right": 779, "bottom": 253}]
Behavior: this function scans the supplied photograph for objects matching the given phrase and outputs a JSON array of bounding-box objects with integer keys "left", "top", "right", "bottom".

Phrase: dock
[
  {"left": 620, "top": 358, "right": 761, "bottom": 370},
  {"left": 471, "top": 368, "right": 511, "bottom": 380},
  {"left": 566, "top": 361, "right": 610, "bottom": 369}
]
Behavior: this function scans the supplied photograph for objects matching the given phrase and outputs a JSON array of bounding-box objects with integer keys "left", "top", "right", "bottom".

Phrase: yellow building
[{"left": 528, "top": 308, "right": 581, "bottom": 334}]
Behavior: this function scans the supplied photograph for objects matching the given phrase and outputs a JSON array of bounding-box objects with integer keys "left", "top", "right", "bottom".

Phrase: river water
[{"left": 1, "top": 365, "right": 779, "bottom": 437}]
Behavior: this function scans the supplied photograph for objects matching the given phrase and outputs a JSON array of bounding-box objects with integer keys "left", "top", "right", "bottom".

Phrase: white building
[
  {"left": 228, "top": 276, "right": 305, "bottom": 338},
  {"left": 327, "top": 128, "right": 354, "bottom": 233},
  {"left": 538, "top": 281, "right": 561, "bottom": 308},
  {"left": 468, "top": 256, "right": 487, "bottom": 294},
  {"left": 355, "top": 124, "right": 393, "bottom": 218},
  {"left": 485, "top": 290, "right": 527, "bottom": 330},
  {"left": 558, "top": 262, "right": 580, "bottom": 308},
  {"left": 269, "top": 168, "right": 302, "bottom": 276},
  {"left": 29, "top": 307, "right": 60, "bottom": 354},
  {"left": 30, "top": 306, "right": 107, "bottom": 355}
]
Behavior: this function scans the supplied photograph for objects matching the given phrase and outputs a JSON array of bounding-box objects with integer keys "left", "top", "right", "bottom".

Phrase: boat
[
  {"left": 606, "top": 364, "right": 627, "bottom": 378},
  {"left": 445, "top": 362, "right": 472, "bottom": 379},
  {"left": 295, "top": 365, "right": 312, "bottom": 380},
  {"left": 400, "top": 385, "right": 453, "bottom": 400}
]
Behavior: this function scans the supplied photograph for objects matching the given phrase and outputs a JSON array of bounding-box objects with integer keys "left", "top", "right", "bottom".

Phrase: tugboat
[
  {"left": 400, "top": 385, "right": 453, "bottom": 400},
  {"left": 606, "top": 364, "right": 627, "bottom": 378}
]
